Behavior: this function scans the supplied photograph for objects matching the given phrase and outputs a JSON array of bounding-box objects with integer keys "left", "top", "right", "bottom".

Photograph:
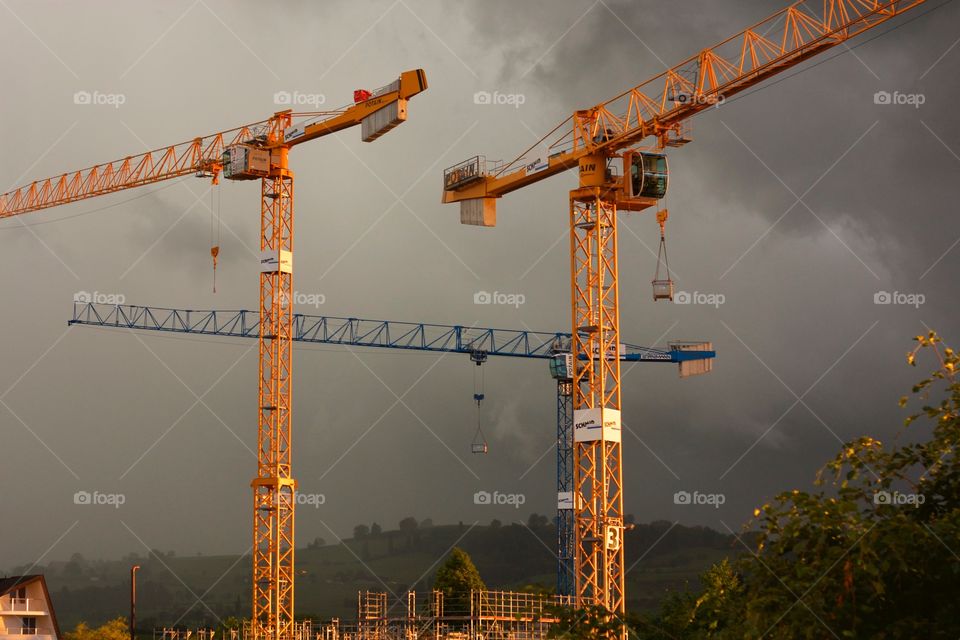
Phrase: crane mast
[
  {"left": 442, "top": 0, "right": 928, "bottom": 629},
  {"left": 254, "top": 114, "right": 296, "bottom": 639},
  {"left": 1, "top": 69, "right": 427, "bottom": 640},
  {"left": 68, "top": 301, "right": 715, "bottom": 603}
]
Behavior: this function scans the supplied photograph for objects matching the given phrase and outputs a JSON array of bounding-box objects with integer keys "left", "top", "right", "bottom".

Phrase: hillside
[{"left": 7, "top": 517, "right": 738, "bottom": 630}]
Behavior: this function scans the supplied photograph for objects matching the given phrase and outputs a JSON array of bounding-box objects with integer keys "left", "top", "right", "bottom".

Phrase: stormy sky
[{"left": 1, "top": 0, "right": 958, "bottom": 573}]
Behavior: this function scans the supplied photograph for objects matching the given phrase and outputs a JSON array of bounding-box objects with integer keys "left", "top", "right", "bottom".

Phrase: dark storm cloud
[
  {"left": 457, "top": 0, "right": 960, "bottom": 523},
  {"left": 0, "top": 0, "right": 957, "bottom": 573}
]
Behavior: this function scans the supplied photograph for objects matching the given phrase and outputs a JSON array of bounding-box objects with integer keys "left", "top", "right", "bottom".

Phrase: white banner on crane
[
  {"left": 259, "top": 249, "right": 293, "bottom": 274},
  {"left": 573, "top": 408, "right": 621, "bottom": 443}
]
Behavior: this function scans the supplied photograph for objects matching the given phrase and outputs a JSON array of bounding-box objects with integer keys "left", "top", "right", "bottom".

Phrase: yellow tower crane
[
  {"left": 442, "top": 0, "right": 927, "bottom": 626},
  {"left": 1, "top": 69, "right": 428, "bottom": 640}
]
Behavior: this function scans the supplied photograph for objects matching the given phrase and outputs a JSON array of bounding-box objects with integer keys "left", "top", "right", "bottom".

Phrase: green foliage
[
  {"left": 433, "top": 547, "right": 486, "bottom": 614},
  {"left": 544, "top": 603, "right": 635, "bottom": 639},
  {"left": 217, "top": 616, "right": 244, "bottom": 635},
  {"left": 306, "top": 536, "right": 326, "bottom": 549},
  {"left": 528, "top": 513, "right": 549, "bottom": 529},
  {"left": 639, "top": 332, "right": 960, "bottom": 639},
  {"left": 65, "top": 617, "right": 128, "bottom": 640}
]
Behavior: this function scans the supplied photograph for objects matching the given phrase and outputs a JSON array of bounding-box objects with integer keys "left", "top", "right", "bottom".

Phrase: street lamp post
[{"left": 130, "top": 565, "right": 140, "bottom": 640}]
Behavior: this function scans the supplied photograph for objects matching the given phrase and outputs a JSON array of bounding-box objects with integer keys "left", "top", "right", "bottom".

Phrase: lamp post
[{"left": 130, "top": 565, "right": 140, "bottom": 640}]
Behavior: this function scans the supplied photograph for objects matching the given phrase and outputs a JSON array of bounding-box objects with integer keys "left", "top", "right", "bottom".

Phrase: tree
[
  {"left": 370, "top": 522, "right": 382, "bottom": 537},
  {"left": 65, "top": 618, "right": 128, "bottom": 640},
  {"left": 64, "top": 552, "right": 87, "bottom": 577},
  {"left": 217, "top": 617, "right": 244, "bottom": 638},
  {"left": 490, "top": 518, "right": 502, "bottom": 529},
  {"left": 434, "top": 547, "right": 486, "bottom": 616},
  {"left": 544, "top": 603, "right": 632, "bottom": 639},
  {"left": 399, "top": 517, "right": 418, "bottom": 533},
  {"left": 641, "top": 332, "right": 960, "bottom": 639},
  {"left": 353, "top": 524, "right": 369, "bottom": 540},
  {"left": 527, "top": 513, "right": 549, "bottom": 529}
]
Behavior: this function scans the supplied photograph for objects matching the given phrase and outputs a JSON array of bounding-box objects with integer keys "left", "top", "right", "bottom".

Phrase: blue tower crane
[{"left": 68, "top": 301, "right": 715, "bottom": 595}]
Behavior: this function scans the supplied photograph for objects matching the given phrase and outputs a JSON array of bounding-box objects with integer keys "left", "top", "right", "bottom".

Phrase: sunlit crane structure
[
  {"left": 1, "top": 70, "right": 428, "bottom": 640},
  {"left": 67, "top": 300, "right": 715, "bottom": 597},
  {"left": 442, "top": 0, "right": 927, "bottom": 623}
]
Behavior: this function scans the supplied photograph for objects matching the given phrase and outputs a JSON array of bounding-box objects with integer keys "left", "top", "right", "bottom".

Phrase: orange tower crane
[
  {"left": 1, "top": 69, "right": 428, "bottom": 640},
  {"left": 442, "top": 0, "right": 927, "bottom": 624}
]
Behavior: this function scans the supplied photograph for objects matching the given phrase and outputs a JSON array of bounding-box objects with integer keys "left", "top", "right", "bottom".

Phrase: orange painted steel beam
[
  {"left": 442, "top": 0, "right": 927, "bottom": 205},
  {"left": 1, "top": 69, "right": 427, "bottom": 640}
]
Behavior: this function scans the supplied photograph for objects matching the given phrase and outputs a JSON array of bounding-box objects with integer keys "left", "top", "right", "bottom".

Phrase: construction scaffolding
[
  {"left": 471, "top": 590, "right": 574, "bottom": 639},
  {"left": 153, "top": 590, "right": 576, "bottom": 640},
  {"left": 298, "top": 589, "right": 574, "bottom": 640},
  {"left": 153, "top": 620, "right": 315, "bottom": 640}
]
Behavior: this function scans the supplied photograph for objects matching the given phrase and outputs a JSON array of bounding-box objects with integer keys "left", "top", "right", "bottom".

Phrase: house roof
[
  {"left": 0, "top": 575, "right": 42, "bottom": 596},
  {"left": 0, "top": 575, "right": 61, "bottom": 639}
]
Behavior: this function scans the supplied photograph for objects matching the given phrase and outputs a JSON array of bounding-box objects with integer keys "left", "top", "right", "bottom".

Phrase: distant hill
[{"left": 7, "top": 518, "right": 739, "bottom": 630}]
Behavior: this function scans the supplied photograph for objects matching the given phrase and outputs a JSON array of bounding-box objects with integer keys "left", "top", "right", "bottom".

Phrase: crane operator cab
[{"left": 628, "top": 151, "right": 668, "bottom": 199}]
